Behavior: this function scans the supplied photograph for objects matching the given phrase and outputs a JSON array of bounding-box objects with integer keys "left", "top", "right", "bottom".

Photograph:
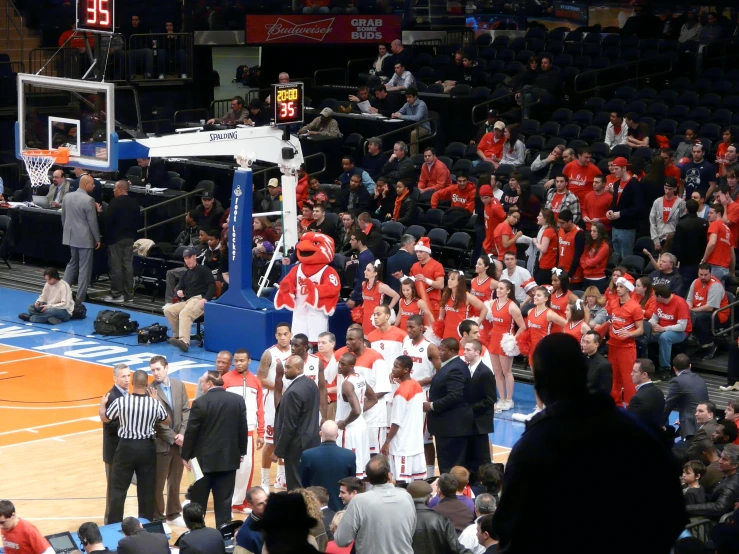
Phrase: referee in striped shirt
[{"left": 99, "top": 369, "right": 169, "bottom": 524}]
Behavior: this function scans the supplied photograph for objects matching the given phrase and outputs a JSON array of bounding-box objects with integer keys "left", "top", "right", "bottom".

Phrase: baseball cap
[
  {"left": 367, "top": 136, "right": 382, "bottom": 147},
  {"left": 183, "top": 247, "right": 197, "bottom": 258},
  {"left": 268, "top": 178, "right": 279, "bottom": 188},
  {"left": 479, "top": 185, "right": 493, "bottom": 197},
  {"left": 493, "top": 121, "right": 505, "bottom": 131},
  {"left": 487, "top": 109, "right": 497, "bottom": 118},
  {"left": 320, "top": 107, "right": 334, "bottom": 117},
  {"left": 200, "top": 189, "right": 213, "bottom": 199},
  {"left": 664, "top": 177, "right": 678, "bottom": 188},
  {"left": 611, "top": 157, "right": 630, "bottom": 167}
]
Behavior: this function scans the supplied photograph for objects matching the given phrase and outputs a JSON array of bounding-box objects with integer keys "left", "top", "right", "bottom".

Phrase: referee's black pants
[
  {"left": 189, "top": 470, "right": 236, "bottom": 528},
  {"left": 108, "top": 438, "right": 157, "bottom": 524}
]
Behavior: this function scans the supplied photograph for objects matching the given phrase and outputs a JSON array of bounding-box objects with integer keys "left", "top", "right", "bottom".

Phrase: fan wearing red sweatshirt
[
  {"left": 417, "top": 147, "right": 452, "bottom": 191},
  {"left": 430, "top": 172, "right": 476, "bottom": 213}
]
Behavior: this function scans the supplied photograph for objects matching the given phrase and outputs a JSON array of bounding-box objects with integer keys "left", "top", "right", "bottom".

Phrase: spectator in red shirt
[
  {"left": 582, "top": 175, "right": 614, "bottom": 231},
  {"left": 417, "top": 147, "right": 452, "bottom": 191},
  {"left": 296, "top": 163, "right": 309, "bottom": 209},
  {"left": 649, "top": 285, "right": 692, "bottom": 374},
  {"left": 476, "top": 121, "right": 505, "bottom": 165},
  {"left": 0, "top": 500, "right": 53, "bottom": 554},
  {"left": 562, "top": 147, "right": 602, "bottom": 205},
  {"left": 480, "top": 184, "right": 505, "bottom": 254},
  {"left": 718, "top": 185, "right": 739, "bottom": 251},
  {"left": 580, "top": 221, "right": 610, "bottom": 293},
  {"left": 660, "top": 148, "right": 682, "bottom": 183},
  {"left": 703, "top": 203, "right": 734, "bottom": 285},
  {"left": 532, "top": 208, "right": 558, "bottom": 285},
  {"left": 430, "top": 171, "right": 476, "bottom": 213}
]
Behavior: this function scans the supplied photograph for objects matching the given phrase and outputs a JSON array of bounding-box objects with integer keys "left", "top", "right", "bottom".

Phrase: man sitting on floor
[
  {"left": 163, "top": 247, "right": 215, "bottom": 352},
  {"left": 19, "top": 267, "right": 75, "bottom": 324}
]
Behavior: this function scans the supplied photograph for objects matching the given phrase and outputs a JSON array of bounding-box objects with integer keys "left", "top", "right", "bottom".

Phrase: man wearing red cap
[
  {"left": 410, "top": 237, "right": 445, "bottom": 316},
  {"left": 606, "top": 276, "right": 644, "bottom": 406},
  {"left": 607, "top": 157, "right": 644, "bottom": 259},
  {"left": 480, "top": 184, "right": 505, "bottom": 255}
]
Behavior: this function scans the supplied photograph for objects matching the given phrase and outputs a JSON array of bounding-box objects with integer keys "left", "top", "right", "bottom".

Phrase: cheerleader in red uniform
[
  {"left": 470, "top": 255, "right": 502, "bottom": 344},
  {"left": 487, "top": 279, "right": 526, "bottom": 413},
  {"left": 394, "top": 278, "right": 433, "bottom": 330},
  {"left": 513, "top": 286, "right": 566, "bottom": 422},
  {"left": 632, "top": 276, "right": 656, "bottom": 319},
  {"left": 439, "top": 271, "right": 487, "bottom": 340},
  {"left": 564, "top": 299, "right": 591, "bottom": 344},
  {"left": 549, "top": 268, "right": 580, "bottom": 333},
  {"left": 360, "top": 261, "right": 400, "bottom": 337}
]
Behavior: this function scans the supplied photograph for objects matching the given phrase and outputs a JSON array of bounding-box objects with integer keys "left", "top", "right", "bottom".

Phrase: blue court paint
[{"left": 0, "top": 286, "right": 676, "bottom": 451}]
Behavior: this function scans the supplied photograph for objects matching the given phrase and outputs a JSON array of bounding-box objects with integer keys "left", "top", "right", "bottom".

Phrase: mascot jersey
[{"left": 275, "top": 232, "right": 341, "bottom": 342}]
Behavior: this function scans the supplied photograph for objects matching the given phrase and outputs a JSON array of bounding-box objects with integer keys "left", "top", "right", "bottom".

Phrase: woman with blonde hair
[
  {"left": 325, "top": 511, "right": 351, "bottom": 554},
  {"left": 583, "top": 285, "right": 608, "bottom": 325}
]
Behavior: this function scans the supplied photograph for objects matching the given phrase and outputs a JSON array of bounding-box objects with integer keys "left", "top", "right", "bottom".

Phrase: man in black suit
[
  {"left": 102, "top": 364, "right": 130, "bottom": 525},
  {"left": 493, "top": 334, "right": 686, "bottom": 553},
  {"left": 687, "top": 401, "right": 720, "bottom": 461},
  {"left": 299, "top": 420, "right": 356, "bottom": 512},
  {"left": 463, "top": 339, "right": 496, "bottom": 478},
  {"left": 117, "top": 517, "right": 169, "bottom": 554},
  {"left": 627, "top": 358, "right": 665, "bottom": 429},
  {"left": 177, "top": 502, "right": 226, "bottom": 554},
  {"left": 273, "top": 354, "right": 321, "bottom": 490},
  {"left": 387, "top": 235, "right": 417, "bottom": 293},
  {"left": 424, "top": 337, "right": 474, "bottom": 474},
  {"left": 181, "top": 370, "right": 247, "bottom": 527},
  {"left": 663, "top": 354, "right": 709, "bottom": 442},
  {"left": 582, "top": 331, "right": 612, "bottom": 395}
]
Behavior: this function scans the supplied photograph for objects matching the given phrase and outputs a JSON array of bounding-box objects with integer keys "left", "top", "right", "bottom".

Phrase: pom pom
[
  {"left": 432, "top": 319, "right": 446, "bottom": 340},
  {"left": 516, "top": 330, "right": 531, "bottom": 357},
  {"left": 500, "top": 332, "right": 520, "bottom": 357},
  {"left": 351, "top": 306, "right": 363, "bottom": 324},
  {"left": 389, "top": 309, "right": 397, "bottom": 325}
]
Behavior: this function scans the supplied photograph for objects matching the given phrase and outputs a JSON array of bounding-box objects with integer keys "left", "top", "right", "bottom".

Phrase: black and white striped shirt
[{"left": 106, "top": 393, "right": 167, "bottom": 440}]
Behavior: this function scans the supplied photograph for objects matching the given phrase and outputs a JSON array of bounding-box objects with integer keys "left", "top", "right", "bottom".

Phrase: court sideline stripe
[
  {"left": 0, "top": 354, "right": 50, "bottom": 365},
  {"left": 0, "top": 428, "right": 101, "bottom": 449},
  {"left": 0, "top": 416, "right": 101, "bottom": 436}
]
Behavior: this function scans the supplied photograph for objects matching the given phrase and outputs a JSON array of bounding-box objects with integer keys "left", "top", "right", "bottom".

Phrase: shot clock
[
  {"left": 76, "top": 0, "right": 114, "bottom": 33},
  {"left": 272, "top": 82, "right": 304, "bottom": 126}
]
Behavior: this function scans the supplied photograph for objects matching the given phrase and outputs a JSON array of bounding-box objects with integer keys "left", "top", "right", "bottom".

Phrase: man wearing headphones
[{"left": 77, "top": 522, "right": 115, "bottom": 553}]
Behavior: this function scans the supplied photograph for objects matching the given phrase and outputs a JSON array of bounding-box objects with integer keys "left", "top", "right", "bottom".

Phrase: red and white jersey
[
  {"left": 354, "top": 348, "right": 391, "bottom": 428},
  {"left": 369, "top": 326, "right": 408, "bottom": 366},
  {"left": 222, "top": 369, "right": 265, "bottom": 436},
  {"left": 336, "top": 372, "right": 367, "bottom": 430},
  {"left": 320, "top": 351, "right": 338, "bottom": 403},
  {"left": 265, "top": 344, "right": 292, "bottom": 399},
  {"left": 402, "top": 337, "right": 436, "bottom": 391},
  {"left": 390, "top": 379, "right": 426, "bottom": 456},
  {"left": 293, "top": 265, "right": 335, "bottom": 340},
  {"left": 303, "top": 353, "right": 321, "bottom": 383}
]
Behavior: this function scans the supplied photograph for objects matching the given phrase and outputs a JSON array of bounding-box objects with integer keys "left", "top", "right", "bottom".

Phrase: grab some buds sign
[{"left": 245, "top": 15, "right": 401, "bottom": 44}]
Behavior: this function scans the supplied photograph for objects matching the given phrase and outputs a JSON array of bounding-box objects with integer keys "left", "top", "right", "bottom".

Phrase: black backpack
[
  {"left": 71, "top": 301, "right": 87, "bottom": 320},
  {"left": 137, "top": 324, "right": 169, "bottom": 344},
  {"left": 94, "top": 310, "right": 139, "bottom": 336}
]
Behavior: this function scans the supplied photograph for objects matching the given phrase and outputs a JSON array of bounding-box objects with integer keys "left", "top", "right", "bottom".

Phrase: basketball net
[{"left": 21, "top": 147, "right": 70, "bottom": 187}]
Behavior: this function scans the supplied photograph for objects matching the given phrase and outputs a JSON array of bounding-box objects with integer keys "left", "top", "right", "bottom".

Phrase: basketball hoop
[{"left": 21, "top": 147, "right": 70, "bottom": 186}]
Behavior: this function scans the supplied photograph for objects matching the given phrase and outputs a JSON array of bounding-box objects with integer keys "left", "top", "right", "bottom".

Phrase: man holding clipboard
[{"left": 181, "top": 370, "right": 248, "bottom": 527}]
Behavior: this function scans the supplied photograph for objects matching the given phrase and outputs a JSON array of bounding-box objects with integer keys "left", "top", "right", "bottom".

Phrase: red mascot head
[{"left": 296, "top": 232, "right": 335, "bottom": 269}]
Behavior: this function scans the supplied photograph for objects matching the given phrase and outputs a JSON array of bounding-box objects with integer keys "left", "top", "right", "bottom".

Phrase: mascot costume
[{"left": 274, "top": 232, "right": 341, "bottom": 342}]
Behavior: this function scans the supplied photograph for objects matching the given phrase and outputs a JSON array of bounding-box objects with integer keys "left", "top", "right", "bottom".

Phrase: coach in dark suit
[
  {"left": 117, "top": 517, "right": 169, "bottom": 554},
  {"left": 102, "top": 364, "right": 130, "bottom": 525},
  {"left": 299, "top": 420, "right": 356, "bottom": 512},
  {"left": 663, "top": 354, "right": 709, "bottom": 440},
  {"left": 178, "top": 502, "right": 226, "bottom": 554},
  {"left": 386, "top": 235, "right": 416, "bottom": 293},
  {"left": 274, "top": 354, "right": 321, "bottom": 490},
  {"left": 463, "top": 339, "right": 496, "bottom": 478},
  {"left": 582, "top": 331, "right": 612, "bottom": 395},
  {"left": 627, "top": 358, "right": 665, "bottom": 429},
  {"left": 425, "top": 337, "right": 474, "bottom": 474},
  {"left": 181, "top": 370, "right": 247, "bottom": 527}
]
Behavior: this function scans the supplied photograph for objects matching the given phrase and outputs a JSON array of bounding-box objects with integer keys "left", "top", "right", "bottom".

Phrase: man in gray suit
[
  {"left": 149, "top": 355, "right": 190, "bottom": 527},
  {"left": 46, "top": 169, "right": 70, "bottom": 209},
  {"left": 61, "top": 174, "right": 100, "bottom": 302},
  {"left": 663, "top": 353, "right": 709, "bottom": 441}
]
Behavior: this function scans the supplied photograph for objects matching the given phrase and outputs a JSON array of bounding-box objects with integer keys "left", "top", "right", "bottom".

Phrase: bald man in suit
[{"left": 61, "top": 174, "right": 100, "bottom": 302}]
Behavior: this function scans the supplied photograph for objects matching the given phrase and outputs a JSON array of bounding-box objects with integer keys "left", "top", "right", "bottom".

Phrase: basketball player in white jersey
[
  {"left": 275, "top": 334, "right": 327, "bottom": 421},
  {"left": 381, "top": 355, "right": 427, "bottom": 482},
  {"left": 256, "top": 322, "right": 292, "bottom": 492},
  {"left": 336, "top": 353, "right": 377, "bottom": 478},
  {"left": 403, "top": 315, "right": 441, "bottom": 478},
  {"left": 316, "top": 332, "right": 338, "bottom": 421}
]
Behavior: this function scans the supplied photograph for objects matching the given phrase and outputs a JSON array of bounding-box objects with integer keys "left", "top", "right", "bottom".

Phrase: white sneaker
[
  {"left": 261, "top": 481, "right": 271, "bottom": 495},
  {"left": 273, "top": 475, "right": 286, "bottom": 490},
  {"left": 167, "top": 516, "right": 186, "bottom": 527},
  {"left": 502, "top": 399, "right": 514, "bottom": 411},
  {"left": 104, "top": 295, "right": 124, "bottom": 304},
  {"left": 494, "top": 403, "right": 502, "bottom": 414}
]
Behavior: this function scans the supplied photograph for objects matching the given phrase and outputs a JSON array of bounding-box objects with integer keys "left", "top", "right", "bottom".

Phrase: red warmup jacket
[{"left": 431, "top": 185, "right": 476, "bottom": 213}]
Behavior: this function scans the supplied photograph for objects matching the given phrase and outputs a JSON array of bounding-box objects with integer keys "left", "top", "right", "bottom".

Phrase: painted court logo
[
  {"left": 264, "top": 17, "right": 334, "bottom": 41},
  {"left": 210, "top": 131, "right": 238, "bottom": 141}
]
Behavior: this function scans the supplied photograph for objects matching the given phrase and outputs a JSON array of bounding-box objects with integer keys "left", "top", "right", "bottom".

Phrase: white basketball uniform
[
  {"left": 389, "top": 379, "right": 427, "bottom": 482},
  {"left": 369, "top": 326, "right": 408, "bottom": 435},
  {"left": 336, "top": 372, "right": 370, "bottom": 478},
  {"left": 354, "top": 348, "right": 391, "bottom": 455},
  {"left": 402, "top": 336, "right": 436, "bottom": 444},
  {"left": 264, "top": 344, "right": 292, "bottom": 444},
  {"left": 292, "top": 265, "right": 336, "bottom": 342}
]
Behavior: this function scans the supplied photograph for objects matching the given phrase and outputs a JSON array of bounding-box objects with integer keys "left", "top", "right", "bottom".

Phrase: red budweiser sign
[{"left": 245, "top": 15, "right": 401, "bottom": 44}]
